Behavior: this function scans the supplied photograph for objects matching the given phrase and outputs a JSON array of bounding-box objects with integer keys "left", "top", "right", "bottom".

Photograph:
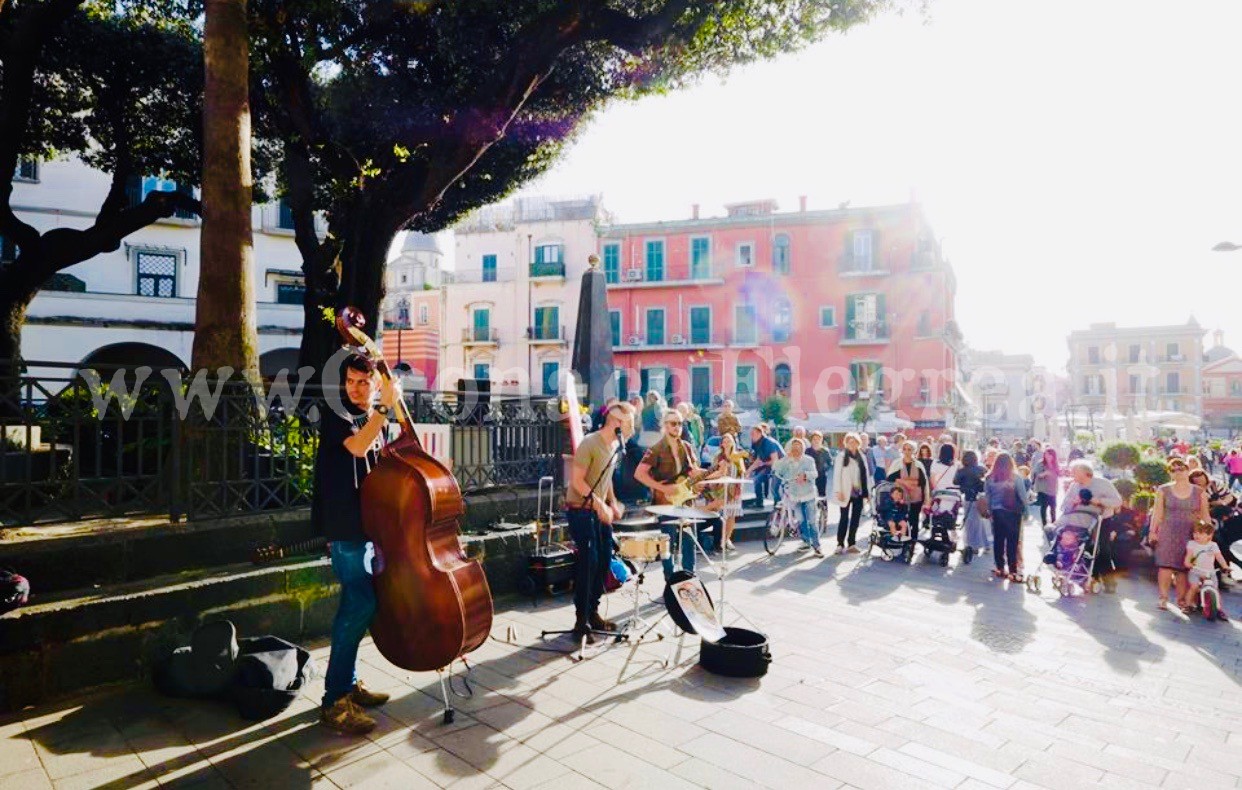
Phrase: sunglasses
[{"left": 665, "top": 421, "right": 683, "bottom": 427}]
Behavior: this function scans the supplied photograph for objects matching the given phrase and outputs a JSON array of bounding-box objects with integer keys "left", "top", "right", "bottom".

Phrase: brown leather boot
[{"left": 589, "top": 612, "right": 618, "bottom": 632}]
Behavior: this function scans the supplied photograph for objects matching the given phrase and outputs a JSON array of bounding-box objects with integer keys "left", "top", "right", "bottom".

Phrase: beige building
[
  {"left": 965, "top": 349, "right": 1036, "bottom": 439},
  {"left": 441, "top": 196, "right": 607, "bottom": 396},
  {"left": 1066, "top": 319, "right": 1206, "bottom": 418}
]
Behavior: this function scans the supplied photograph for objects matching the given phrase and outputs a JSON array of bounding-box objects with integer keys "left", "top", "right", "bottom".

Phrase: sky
[{"left": 509, "top": 0, "right": 1242, "bottom": 373}]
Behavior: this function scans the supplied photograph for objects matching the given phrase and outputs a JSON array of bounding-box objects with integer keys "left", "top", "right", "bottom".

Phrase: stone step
[
  {"left": 0, "top": 556, "right": 339, "bottom": 712},
  {"left": 0, "top": 486, "right": 544, "bottom": 596}
]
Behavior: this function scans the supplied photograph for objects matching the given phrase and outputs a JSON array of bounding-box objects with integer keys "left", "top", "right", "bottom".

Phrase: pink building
[
  {"left": 1203, "top": 351, "right": 1242, "bottom": 437},
  {"left": 601, "top": 200, "right": 964, "bottom": 431}
]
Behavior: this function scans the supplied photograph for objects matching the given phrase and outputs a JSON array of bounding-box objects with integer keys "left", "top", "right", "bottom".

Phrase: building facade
[
  {"left": 12, "top": 156, "right": 312, "bottom": 376},
  {"left": 1065, "top": 319, "right": 1207, "bottom": 419},
  {"left": 379, "top": 232, "right": 447, "bottom": 389},
  {"left": 441, "top": 196, "right": 606, "bottom": 396},
  {"left": 600, "top": 200, "right": 964, "bottom": 429},
  {"left": 1202, "top": 335, "right": 1242, "bottom": 437},
  {"left": 965, "top": 350, "right": 1036, "bottom": 440}
]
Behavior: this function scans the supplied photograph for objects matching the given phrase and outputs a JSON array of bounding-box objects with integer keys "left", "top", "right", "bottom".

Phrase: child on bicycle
[
  {"left": 773, "top": 437, "right": 823, "bottom": 557},
  {"left": 880, "top": 485, "right": 912, "bottom": 543},
  {"left": 1183, "top": 520, "right": 1230, "bottom": 620}
]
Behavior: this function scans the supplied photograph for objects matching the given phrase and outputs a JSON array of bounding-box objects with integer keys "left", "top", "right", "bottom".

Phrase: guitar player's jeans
[
  {"left": 567, "top": 509, "right": 611, "bottom": 626},
  {"left": 323, "top": 540, "right": 377, "bottom": 707},
  {"left": 660, "top": 516, "right": 717, "bottom": 581}
]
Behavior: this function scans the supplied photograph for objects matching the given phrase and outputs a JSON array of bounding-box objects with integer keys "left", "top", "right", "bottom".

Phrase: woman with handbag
[
  {"left": 832, "top": 432, "right": 870, "bottom": 553},
  {"left": 981, "top": 452, "right": 1029, "bottom": 582}
]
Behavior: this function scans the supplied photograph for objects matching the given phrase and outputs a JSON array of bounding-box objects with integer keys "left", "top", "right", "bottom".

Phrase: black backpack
[{"left": 0, "top": 569, "right": 30, "bottom": 615}]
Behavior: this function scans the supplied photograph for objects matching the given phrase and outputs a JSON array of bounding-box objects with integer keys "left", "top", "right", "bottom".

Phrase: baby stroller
[
  {"left": 920, "top": 488, "right": 969, "bottom": 567},
  {"left": 1028, "top": 509, "right": 1102, "bottom": 596},
  {"left": 867, "top": 481, "right": 916, "bottom": 563}
]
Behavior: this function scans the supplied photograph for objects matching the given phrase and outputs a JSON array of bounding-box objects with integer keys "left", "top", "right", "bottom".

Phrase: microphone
[{"left": 614, "top": 427, "right": 623, "bottom": 439}]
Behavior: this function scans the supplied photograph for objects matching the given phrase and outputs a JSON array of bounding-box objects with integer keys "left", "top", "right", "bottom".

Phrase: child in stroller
[
  {"left": 1030, "top": 509, "right": 1101, "bottom": 596},
  {"left": 920, "top": 488, "right": 968, "bottom": 567},
  {"left": 869, "top": 481, "right": 916, "bottom": 563}
]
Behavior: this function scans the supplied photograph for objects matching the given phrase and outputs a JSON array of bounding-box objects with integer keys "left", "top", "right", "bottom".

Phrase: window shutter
[
  {"left": 842, "top": 231, "right": 853, "bottom": 271},
  {"left": 845, "top": 297, "right": 856, "bottom": 340},
  {"left": 872, "top": 230, "right": 882, "bottom": 270},
  {"left": 876, "top": 293, "right": 887, "bottom": 337}
]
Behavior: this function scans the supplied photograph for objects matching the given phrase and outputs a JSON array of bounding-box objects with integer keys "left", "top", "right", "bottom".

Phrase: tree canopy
[
  {"left": 248, "top": 0, "right": 890, "bottom": 374},
  {"left": 0, "top": 1, "right": 207, "bottom": 383}
]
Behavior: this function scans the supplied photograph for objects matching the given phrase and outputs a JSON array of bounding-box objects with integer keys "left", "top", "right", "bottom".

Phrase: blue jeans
[
  {"left": 660, "top": 517, "right": 716, "bottom": 580},
  {"left": 792, "top": 500, "right": 820, "bottom": 549},
  {"left": 751, "top": 468, "right": 771, "bottom": 505},
  {"left": 323, "top": 540, "right": 377, "bottom": 707},
  {"left": 567, "top": 509, "right": 611, "bottom": 624}
]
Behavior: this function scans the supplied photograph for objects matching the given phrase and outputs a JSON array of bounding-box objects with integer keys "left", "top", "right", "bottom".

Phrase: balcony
[
  {"left": 608, "top": 264, "right": 725, "bottom": 289},
  {"left": 526, "top": 324, "right": 566, "bottom": 344},
  {"left": 838, "top": 255, "right": 892, "bottom": 277},
  {"left": 841, "top": 319, "right": 890, "bottom": 345},
  {"left": 529, "top": 261, "right": 566, "bottom": 280},
  {"left": 614, "top": 332, "right": 725, "bottom": 351},
  {"left": 450, "top": 266, "right": 517, "bottom": 284},
  {"left": 461, "top": 327, "right": 499, "bottom": 345}
]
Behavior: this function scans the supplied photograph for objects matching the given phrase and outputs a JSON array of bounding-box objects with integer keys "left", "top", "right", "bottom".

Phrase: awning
[{"left": 954, "top": 382, "right": 975, "bottom": 408}]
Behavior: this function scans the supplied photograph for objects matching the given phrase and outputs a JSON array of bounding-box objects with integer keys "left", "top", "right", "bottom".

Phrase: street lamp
[{"left": 1212, "top": 241, "right": 1242, "bottom": 252}]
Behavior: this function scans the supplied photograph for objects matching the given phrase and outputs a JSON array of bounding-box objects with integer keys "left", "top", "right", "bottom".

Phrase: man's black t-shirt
[{"left": 312, "top": 403, "right": 381, "bottom": 542}]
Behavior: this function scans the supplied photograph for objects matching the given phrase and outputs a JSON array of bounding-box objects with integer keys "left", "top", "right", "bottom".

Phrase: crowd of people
[{"left": 589, "top": 392, "right": 1242, "bottom": 620}]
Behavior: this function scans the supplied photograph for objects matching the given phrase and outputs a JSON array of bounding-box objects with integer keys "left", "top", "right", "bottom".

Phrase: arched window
[
  {"left": 774, "top": 363, "right": 792, "bottom": 394},
  {"left": 773, "top": 234, "right": 791, "bottom": 275}
]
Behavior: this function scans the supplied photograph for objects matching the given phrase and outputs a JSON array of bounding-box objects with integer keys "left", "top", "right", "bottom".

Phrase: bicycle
[{"left": 764, "top": 499, "right": 822, "bottom": 555}]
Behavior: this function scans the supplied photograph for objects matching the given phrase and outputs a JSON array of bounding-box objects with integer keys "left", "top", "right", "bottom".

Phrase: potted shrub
[{"left": 1134, "top": 459, "right": 1170, "bottom": 490}]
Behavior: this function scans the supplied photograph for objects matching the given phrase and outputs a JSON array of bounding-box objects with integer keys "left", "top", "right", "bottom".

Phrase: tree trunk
[
  {"left": 296, "top": 202, "right": 400, "bottom": 380},
  {"left": 0, "top": 278, "right": 36, "bottom": 419},
  {"left": 193, "top": 0, "right": 257, "bottom": 380}
]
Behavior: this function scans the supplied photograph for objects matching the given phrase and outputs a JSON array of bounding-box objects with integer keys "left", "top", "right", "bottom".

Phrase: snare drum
[{"left": 618, "top": 530, "right": 671, "bottom": 562}]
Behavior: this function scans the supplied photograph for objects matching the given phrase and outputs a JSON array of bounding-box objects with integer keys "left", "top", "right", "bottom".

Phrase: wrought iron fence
[{"left": 0, "top": 360, "right": 562, "bottom": 527}]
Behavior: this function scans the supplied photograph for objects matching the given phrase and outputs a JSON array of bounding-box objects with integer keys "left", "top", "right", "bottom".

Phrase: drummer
[{"left": 635, "top": 408, "right": 716, "bottom": 582}]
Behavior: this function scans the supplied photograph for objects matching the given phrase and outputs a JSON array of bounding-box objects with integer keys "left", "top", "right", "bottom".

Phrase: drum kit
[{"left": 606, "top": 476, "right": 756, "bottom": 659}]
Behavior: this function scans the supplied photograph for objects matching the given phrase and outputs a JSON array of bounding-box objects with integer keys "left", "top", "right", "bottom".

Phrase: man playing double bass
[
  {"left": 565, "top": 401, "right": 636, "bottom": 644},
  {"left": 312, "top": 354, "right": 398, "bottom": 735}
]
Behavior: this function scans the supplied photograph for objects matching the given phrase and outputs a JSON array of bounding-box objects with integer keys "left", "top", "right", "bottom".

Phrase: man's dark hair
[{"left": 343, "top": 353, "right": 377, "bottom": 377}]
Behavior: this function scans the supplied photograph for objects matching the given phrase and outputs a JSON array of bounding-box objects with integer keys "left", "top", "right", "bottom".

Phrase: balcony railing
[
  {"left": 615, "top": 332, "right": 724, "bottom": 349},
  {"left": 526, "top": 324, "right": 565, "bottom": 342},
  {"left": 462, "top": 327, "right": 499, "bottom": 343},
  {"left": 450, "top": 266, "right": 517, "bottom": 284},
  {"left": 842, "top": 320, "right": 890, "bottom": 343},
  {"left": 529, "top": 261, "right": 566, "bottom": 278},
  {"left": 609, "top": 265, "right": 724, "bottom": 287},
  {"left": 838, "top": 255, "right": 892, "bottom": 275}
]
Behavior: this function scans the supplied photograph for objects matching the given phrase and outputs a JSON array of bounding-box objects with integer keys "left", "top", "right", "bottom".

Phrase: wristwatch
[{"left": 374, "top": 404, "right": 390, "bottom": 416}]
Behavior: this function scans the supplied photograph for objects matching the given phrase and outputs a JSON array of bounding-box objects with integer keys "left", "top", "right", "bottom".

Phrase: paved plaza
[{"left": 4, "top": 518, "right": 1242, "bottom": 790}]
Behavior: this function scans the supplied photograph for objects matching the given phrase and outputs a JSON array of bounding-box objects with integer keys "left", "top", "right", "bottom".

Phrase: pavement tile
[
  {"left": 773, "top": 714, "right": 881, "bottom": 757},
  {"left": 402, "top": 747, "right": 495, "bottom": 790},
  {"left": 580, "top": 720, "right": 688, "bottom": 769},
  {"left": 809, "top": 749, "right": 947, "bottom": 790},
  {"left": 1013, "top": 752, "right": 1105, "bottom": 787},
  {"left": 896, "top": 742, "right": 1017, "bottom": 788},
  {"left": 670, "top": 732, "right": 827, "bottom": 789},
  {"left": 0, "top": 733, "right": 42, "bottom": 778},
  {"left": 325, "top": 749, "right": 440, "bottom": 789},
  {"left": 0, "top": 769, "right": 51, "bottom": 790},
  {"left": 694, "top": 709, "right": 837, "bottom": 766},
  {"left": 1047, "top": 740, "right": 1168, "bottom": 785},
  {"left": 525, "top": 770, "right": 606, "bottom": 790},
  {"left": 868, "top": 746, "right": 968, "bottom": 788},
  {"left": 558, "top": 742, "right": 700, "bottom": 789}
]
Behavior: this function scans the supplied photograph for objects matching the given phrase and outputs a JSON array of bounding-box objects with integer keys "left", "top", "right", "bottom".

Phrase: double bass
[{"left": 335, "top": 308, "right": 493, "bottom": 672}]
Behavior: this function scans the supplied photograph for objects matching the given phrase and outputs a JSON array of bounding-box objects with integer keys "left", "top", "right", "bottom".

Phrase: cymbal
[
  {"left": 646, "top": 504, "right": 715, "bottom": 520},
  {"left": 614, "top": 515, "right": 658, "bottom": 530},
  {"left": 696, "top": 477, "right": 752, "bottom": 485}
]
